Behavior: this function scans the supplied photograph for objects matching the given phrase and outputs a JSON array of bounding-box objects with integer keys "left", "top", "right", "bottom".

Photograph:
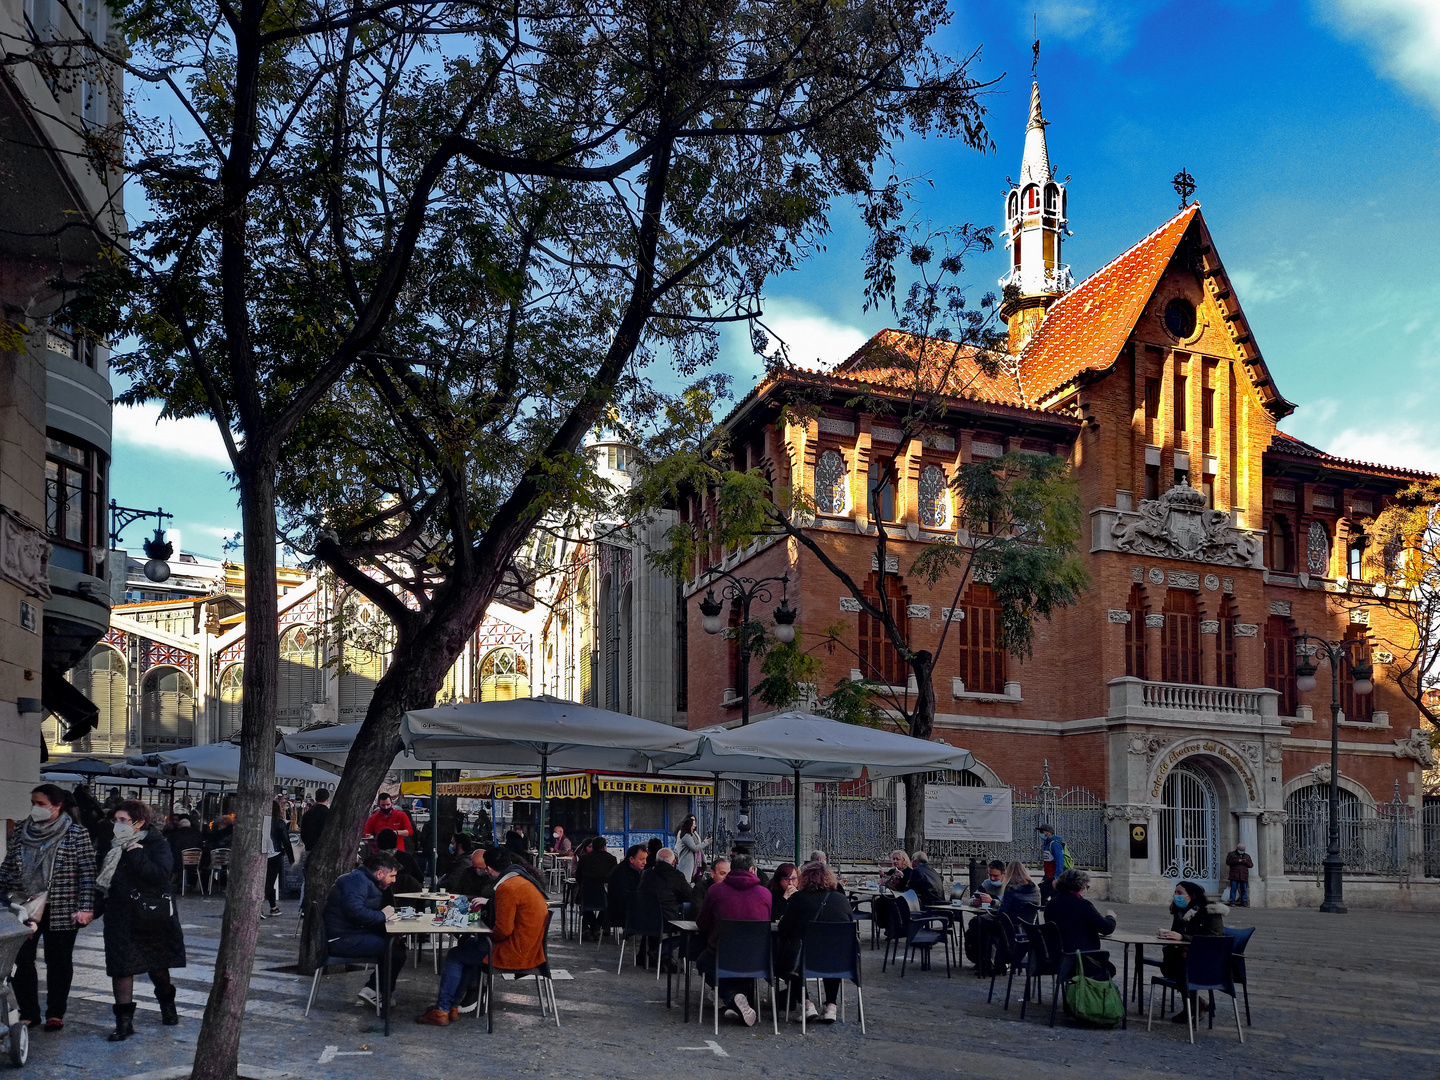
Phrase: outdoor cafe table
[
  {"left": 666, "top": 919, "right": 699, "bottom": 1022},
  {"left": 381, "top": 917, "right": 491, "bottom": 1036},
  {"left": 394, "top": 892, "right": 463, "bottom": 971},
  {"left": 1101, "top": 928, "right": 1171, "bottom": 1028}
]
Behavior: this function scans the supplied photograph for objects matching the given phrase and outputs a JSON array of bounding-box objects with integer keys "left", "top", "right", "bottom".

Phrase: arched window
[
  {"left": 1161, "top": 590, "right": 1201, "bottom": 684},
  {"left": 218, "top": 663, "right": 243, "bottom": 741},
  {"left": 1306, "top": 521, "right": 1330, "bottom": 575},
  {"left": 141, "top": 666, "right": 194, "bottom": 750},
  {"left": 1024, "top": 184, "right": 1038, "bottom": 210},
  {"left": 339, "top": 603, "right": 389, "bottom": 719},
  {"left": 1007, "top": 191, "right": 1018, "bottom": 220},
  {"left": 1285, "top": 784, "right": 1364, "bottom": 870},
  {"left": 278, "top": 626, "right": 322, "bottom": 722},
  {"left": 814, "top": 449, "right": 848, "bottom": 514},
  {"left": 1044, "top": 184, "right": 1059, "bottom": 213},
  {"left": 1264, "top": 616, "right": 1298, "bottom": 716},
  {"left": 1124, "top": 585, "right": 1147, "bottom": 679},
  {"left": 1340, "top": 624, "right": 1373, "bottom": 722},
  {"left": 957, "top": 583, "right": 1004, "bottom": 694},
  {"left": 55, "top": 645, "right": 127, "bottom": 754},
  {"left": 918, "top": 465, "right": 948, "bottom": 528},
  {"left": 1269, "top": 515, "right": 1293, "bottom": 573},
  {"left": 480, "top": 648, "right": 530, "bottom": 702},
  {"left": 1218, "top": 598, "right": 1238, "bottom": 689},
  {"left": 859, "top": 571, "right": 909, "bottom": 687}
]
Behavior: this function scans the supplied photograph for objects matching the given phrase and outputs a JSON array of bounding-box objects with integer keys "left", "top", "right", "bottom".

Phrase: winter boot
[
  {"left": 107, "top": 1003, "right": 136, "bottom": 1042},
  {"left": 156, "top": 984, "right": 179, "bottom": 1026}
]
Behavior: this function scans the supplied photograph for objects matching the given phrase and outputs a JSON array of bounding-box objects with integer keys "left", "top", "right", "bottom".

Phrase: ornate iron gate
[{"left": 1158, "top": 764, "right": 1218, "bottom": 889}]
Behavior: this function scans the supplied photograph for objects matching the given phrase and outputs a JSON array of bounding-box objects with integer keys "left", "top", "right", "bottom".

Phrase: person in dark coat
[
  {"left": 263, "top": 798, "right": 295, "bottom": 917},
  {"left": 323, "top": 853, "right": 407, "bottom": 1006},
  {"left": 996, "top": 861, "right": 1041, "bottom": 925},
  {"left": 695, "top": 853, "right": 772, "bottom": 1025},
  {"left": 441, "top": 834, "right": 475, "bottom": 892},
  {"left": 906, "top": 852, "right": 946, "bottom": 908},
  {"left": 575, "top": 837, "right": 619, "bottom": 939},
  {"left": 1158, "top": 879, "right": 1229, "bottom": 1022},
  {"left": 97, "top": 800, "right": 186, "bottom": 1041},
  {"left": 375, "top": 829, "right": 424, "bottom": 885},
  {"left": 503, "top": 825, "right": 528, "bottom": 859},
  {"left": 636, "top": 848, "right": 693, "bottom": 970},
  {"left": 776, "top": 861, "right": 853, "bottom": 1022},
  {"left": 164, "top": 815, "right": 204, "bottom": 874},
  {"left": 299, "top": 789, "right": 330, "bottom": 851},
  {"left": 1042, "top": 868, "right": 1115, "bottom": 979},
  {"left": 690, "top": 857, "right": 729, "bottom": 912},
  {"left": 766, "top": 863, "right": 799, "bottom": 922},
  {"left": 1224, "top": 844, "right": 1253, "bottom": 907},
  {"left": 607, "top": 845, "right": 647, "bottom": 933}
]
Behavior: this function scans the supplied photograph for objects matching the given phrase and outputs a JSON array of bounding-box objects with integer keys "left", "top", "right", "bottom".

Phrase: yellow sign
[
  {"left": 596, "top": 778, "right": 714, "bottom": 797},
  {"left": 436, "top": 774, "right": 591, "bottom": 801}
]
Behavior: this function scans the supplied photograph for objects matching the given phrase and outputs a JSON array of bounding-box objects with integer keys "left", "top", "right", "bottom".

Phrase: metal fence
[
  {"left": 696, "top": 763, "right": 1108, "bottom": 873},
  {"left": 1284, "top": 784, "right": 1428, "bottom": 879}
]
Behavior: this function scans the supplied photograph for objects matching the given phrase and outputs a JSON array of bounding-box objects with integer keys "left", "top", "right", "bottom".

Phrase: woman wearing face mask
[
  {"left": 97, "top": 801, "right": 187, "bottom": 1041},
  {"left": 0, "top": 784, "right": 96, "bottom": 1030},
  {"left": 1157, "top": 879, "right": 1228, "bottom": 1022}
]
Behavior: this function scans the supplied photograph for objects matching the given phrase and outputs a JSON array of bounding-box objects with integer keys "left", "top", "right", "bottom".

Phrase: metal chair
[
  {"left": 301, "top": 902, "right": 381, "bottom": 1018},
  {"left": 1018, "top": 921, "right": 1064, "bottom": 1021},
  {"left": 578, "top": 880, "right": 608, "bottom": 948},
  {"left": 880, "top": 894, "right": 951, "bottom": 977},
  {"left": 988, "top": 912, "right": 1032, "bottom": 1010},
  {"left": 699, "top": 919, "right": 779, "bottom": 1035},
  {"left": 1146, "top": 935, "right": 1243, "bottom": 1044},
  {"left": 205, "top": 847, "right": 231, "bottom": 895},
  {"left": 179, "top": 849, "right": 202, "bottom": 896},
  {"left": 617, "top": 892, "right": 666, "bottom": 977},
  {"left": 799, "top": 922, "right": 865, "bottom": 1034},
  {"left": 484, "top": 910, "right": 560, "bottom": 1032},
  {"left": 1224, "top": 926, "right": 1255, "bottom": 1025}
]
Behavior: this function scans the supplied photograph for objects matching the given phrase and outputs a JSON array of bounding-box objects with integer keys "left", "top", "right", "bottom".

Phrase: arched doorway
[{"left": 1158, "top": 763, "right": 1220, "bottom": 892}]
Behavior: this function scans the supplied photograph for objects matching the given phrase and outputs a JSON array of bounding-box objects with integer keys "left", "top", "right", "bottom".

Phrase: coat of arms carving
[{"left": 1109, "top": 479, "right": 1261, "bottom": 568}]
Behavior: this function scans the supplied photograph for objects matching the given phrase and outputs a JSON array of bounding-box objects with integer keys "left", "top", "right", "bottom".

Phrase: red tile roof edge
[{"left": 1268, "top": 431, "right": 1436, "bottom": 482}]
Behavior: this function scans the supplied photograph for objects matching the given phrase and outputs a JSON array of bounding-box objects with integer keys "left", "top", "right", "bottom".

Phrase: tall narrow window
[
  {"left": 867, "top": 459, "right": 895, "bottom": 522},
  {"left": 1218, "top": 599, "right": 1238, "bottom": 689},
  {"left": 1348, "top": 538, "right": 1365, "bottom": 580},
  {"left": 814, "top": 450, "right": 847, "bottom": 514},
  {"left": 1145, "top": 463, "right": 1160, "bottom": 502},
  {"left": 1161, "top": 590, "right": 1201, "bottom": 684},
  {"left": 1339, "top": 623, "right": 1373, "bottom": 722},
  {"left": 141, "top": 667, "right": 195, "bottom": 751},
  {"left": 218, "top": 663, "right": 244, "bottom": 741},
  {"left": 1174, "top": 375, "right": 1188, "bottom": 431},
  {"left": 278, "top": 626, "right": 322, "bottom": 721},
  {"left": 1202, "top": 388, "right": 1215, "bottom": 430},
  {"left": 1124, "top": 585, "right": 1148, "bottom": 679},
  {"left": 918, "top": 465, "right": 948, "bottom": 528},
  {"left": 957, "top": 584, "right": 1005, "bottom": 694},
  {"left": 1269, "top": 515, "right": 1293, "bottom": 573},
  {"left": 1144, "top": 379, "right": 1160, "bottom": 419},
  {"left": 859, "top": 572, "right": 908, "bottom": 687},
  {"left": 1264, "top": 616, "right": 1297, "bottom": 716}
]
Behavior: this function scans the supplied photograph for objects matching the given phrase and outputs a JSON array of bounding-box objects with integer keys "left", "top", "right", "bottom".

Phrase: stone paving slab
[{"left": 15, "top": 894, "right": 1440, "bottom": 1080}]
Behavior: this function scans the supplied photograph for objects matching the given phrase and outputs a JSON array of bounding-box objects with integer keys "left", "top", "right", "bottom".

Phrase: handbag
[
  {"left": 129, "top": 890, "right": 175, "bottom": 934},
  {"left": 1063, "top": 951, "right": 1124, "bottom": 1027}
]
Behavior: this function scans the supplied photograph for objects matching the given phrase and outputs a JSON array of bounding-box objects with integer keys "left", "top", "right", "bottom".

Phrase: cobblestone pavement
[{"left": 15, "top": 893, "right": 1440, "bottom": 1080}]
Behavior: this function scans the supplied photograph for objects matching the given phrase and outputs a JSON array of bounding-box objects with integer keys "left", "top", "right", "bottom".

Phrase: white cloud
[
  {"left": 1023, "top": 1, "right": 1169, "bottom": 60},
  {"left": 1313, "top": 423, "right": 1440, "bottom": 474},
  {"left": 758, "top": 298, "right": 870, "bottom": 370},
  {"left": 1316, "top": 0, "right": 1440, "bottom": 115},
  {"left": 1229, "top": 263, "right": 1304, "bottom": 306},
  {"left": 112, "top": 401, "right": 233, "bottom": 466}
]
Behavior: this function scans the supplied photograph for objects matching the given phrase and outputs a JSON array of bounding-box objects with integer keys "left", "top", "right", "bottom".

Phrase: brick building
[{"left": 681, "top": 80, "right": 1437, "bottom": 906}]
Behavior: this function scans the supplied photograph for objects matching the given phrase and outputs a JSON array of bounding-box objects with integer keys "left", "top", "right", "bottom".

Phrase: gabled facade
[{"left": 682, "top": 81, "right": 1437, "bottom": 906}]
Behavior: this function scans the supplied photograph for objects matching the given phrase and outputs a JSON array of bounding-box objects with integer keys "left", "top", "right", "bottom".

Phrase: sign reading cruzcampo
[
  {"left": 596, "top": 778, "right": 714, "bottom": 797},
  {"left": 437, "top": 774, "right": 591, "bottom": 800}
]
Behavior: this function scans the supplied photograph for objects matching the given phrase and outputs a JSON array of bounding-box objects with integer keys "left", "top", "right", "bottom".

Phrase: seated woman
[
  {"left": 776, "top": 862, "right": 853, "bottom": 1022},
  {"left": 996, "top": 861, "right": 1041, "bottom": 925},
  {"left": 878, "top": 850, "right": 911, "bottom": 892},
  {"left": 767, "top": 863, "right": 799, "bottom": 921},
  {"left": 1157, "top": 880, "right": 1227, "bottom": 1022},
  {"left": 1042, "top": 868, "right": 1116, "bottom": 979}
]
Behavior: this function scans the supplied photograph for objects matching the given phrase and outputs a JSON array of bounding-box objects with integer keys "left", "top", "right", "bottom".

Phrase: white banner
[{"left": 922, "top": 785, "right": 1013, "bottom": 842}]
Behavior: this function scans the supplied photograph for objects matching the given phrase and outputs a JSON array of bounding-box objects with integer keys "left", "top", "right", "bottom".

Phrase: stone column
[
  {"left": 1234, "top": 810, "right": 1259, "bottom": 901},
  {"left": 1200, "top": 618, "right": 1219, "bottom": 686},
  {"left": 1145, "top": 611, "right": 1165, "bottom": 681},
  {"left": 1256, "top": 809, "right": 1291, "bottom": 908}
]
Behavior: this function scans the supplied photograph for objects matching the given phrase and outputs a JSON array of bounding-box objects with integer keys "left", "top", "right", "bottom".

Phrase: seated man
[
  {"left": 635, "top": 847, "right": 693, "bottom": 970},
  {"left": 322, "top": 852, "right": 407, "bottom": 1006},
  {"left": 415, "top": 847, "right": 549, "bottom": 1025},
  {"left": 695, "top": 853, "right": 772, "bottom": 1026},
  {"left": 971, "top": 860, "right": 1006, "bottom": 907},
  {"left": 690, "top": 857, "right": 729, "bottom": 912},
  {"left": 575, "top": 837, "right": 619, "bottom": 940},
  {"left": 375, "top": 829, "right": 424, "bottom": 891},
  {"left": 607, "top": 844, "right": 647, "bottom": 937},
  {"left": 907, "top": 851, "right": 946, "bottom": 908}
]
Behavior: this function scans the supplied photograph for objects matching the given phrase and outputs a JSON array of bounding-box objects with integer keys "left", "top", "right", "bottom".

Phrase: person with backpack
[{"left": 1037, "top": 823, "right": 1067, "bottom": 904}]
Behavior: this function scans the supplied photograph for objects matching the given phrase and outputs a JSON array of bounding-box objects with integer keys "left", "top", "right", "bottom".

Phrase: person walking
[
  {"left": 97, "top": 801, "right": 186, "bottom": 1041},
  {"left": 262, "top": 798, "right": 294, "bottom": 918},
  {"left": 1224, "top": 844, "right": 1253, "bottom": 907},
  {"left": 0, "top": 784, "right": 97, "bottom": 1030},
  {"left": 1037, "top": 823, "right": 1065, "bottom": 905},
  {"left": 674, "top": 815, "right": 708, "bottom": 881}
]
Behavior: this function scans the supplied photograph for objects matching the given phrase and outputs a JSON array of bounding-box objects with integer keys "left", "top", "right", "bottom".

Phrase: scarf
[
  {"left": 16, "top": 813, "right": 71, "bottom": 898},
  {"left": 95, "top": 827, "right": 142, "bottom": 892}
]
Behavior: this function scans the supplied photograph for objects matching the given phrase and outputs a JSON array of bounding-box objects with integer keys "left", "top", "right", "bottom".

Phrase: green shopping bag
[{"left": 1062, "top": 952, "right": 1124, "bottom": 1027}]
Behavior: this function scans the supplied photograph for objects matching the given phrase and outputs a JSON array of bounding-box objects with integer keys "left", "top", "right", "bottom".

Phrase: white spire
[{"left": 1018, "top": 82, "right": 1051, "bottom": 187}]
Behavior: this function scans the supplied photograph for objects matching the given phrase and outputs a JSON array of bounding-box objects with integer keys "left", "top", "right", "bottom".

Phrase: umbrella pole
[
  {"left": 793, "top": 769, "right": 801, "bottom": 868},
  {"left": 712, "top": 773, "right": 721, "bottom": 858},
  {"left": 429, "top": 761, "right": 438, "bottom": 889},
  {"left": 538, "top": 751, "right": 549, "bottom": 868}
]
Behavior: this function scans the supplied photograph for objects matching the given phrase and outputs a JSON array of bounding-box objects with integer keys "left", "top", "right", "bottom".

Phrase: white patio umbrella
[
  {"left": 401, "top": 695, "right": 704, "bottom": 855},
  {"left": 659, "top": 711, "right": 974, "bottom": 864},
  {"left": 139, "top": 742, "right": 338, "bottom": 786},
  {"left": 280, "top": 722, "right": 477, "bottom": 772}
]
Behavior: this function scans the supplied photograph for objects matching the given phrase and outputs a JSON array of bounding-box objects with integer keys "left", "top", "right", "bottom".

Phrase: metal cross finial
[
  {"left": 1032, "top": 21, "right": 1040, "bottom": 79},
  {"left": 1173, "top": 169, "right": 1196, "bottom": 209}
]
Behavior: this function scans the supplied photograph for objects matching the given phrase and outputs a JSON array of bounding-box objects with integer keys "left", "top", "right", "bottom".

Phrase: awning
[
  {"left": 437, "top": 773, "right": 592, "bottom": 801},
  {"left": 42, "top": 666, "right": 98, "bottom": 742}
]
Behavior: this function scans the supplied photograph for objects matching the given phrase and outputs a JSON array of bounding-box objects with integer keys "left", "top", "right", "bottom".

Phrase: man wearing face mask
[
  {"left": 0, "top": 784, "right": 97, "bottom": 1030},
  {"left": 1225, "top": 843, "right": 1253, "bottom": 907}
]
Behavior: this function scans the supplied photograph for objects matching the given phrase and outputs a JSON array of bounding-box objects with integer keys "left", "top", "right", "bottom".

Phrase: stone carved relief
[
  {"left": 817, "top": 417, "right": 855, "bottom": 436},
  {"left": 1234, "top": 624, "right": 1258, "bottom": 638},
  {"left": 1394, "top": 728, "right": 1436, "bottom": 768},
  {"left": 1131, "top": 566, "right": 1144, "bottom": 583},
  {"left": 1308, "top": 763, "right": 1332, "bottom": 785},
  {"left": 906, "top": 604, "right": 931, "bottom": 620},
  {"left": 1108, "top": 609, "right": 1132, "bottom": 623},
  {"left": 1258, "top": 811, "right": 1290, "bottom": 827},
  {"left": 1110, "top": 480, "right": 1262, "bottom": 567},
  {"left": 0, "top": 509, "right": 52, "bottom": 600},
  {"left": 1169, "top": 570, "right": 1200, "bottom": 590},
  {"left": 1199, "top": 620, "right": 1220, "bottom": 634},
  {"left": 1269, "top": 600, "right": 1292, "bottom": 617},
  {"left": 938, "top": 607, "right": 965, "bottom": 622},
  {"left": 839, "top": 597, "right": 862, "bottom": 612},
  {"left": 1223, "top": 577, "right": 1234, "bottom": 593},
  {"left": 1237, "top": 742, "right": 1262, "bottom": 767},
  {"left": 1128, "top": 733, "right": 1168, "bottom": 762},
  {"left": 1204, "top": 574, "right": 1220, "bottom": 592},
  {"left": 870, "top": 554, "right": 900, "bottom": 573},
  {"left": 1145, "top": 613, "right": 1165, "bottom": 628},
  {"left": 1265, "top": 745, "right": 1284, "bottom": 765},
  {"left": 1104, "top": 804, "right": 1154, "bottom": 823},
  {"left": 1148, "top": 568, "right": 1165, "bottom": 585}
]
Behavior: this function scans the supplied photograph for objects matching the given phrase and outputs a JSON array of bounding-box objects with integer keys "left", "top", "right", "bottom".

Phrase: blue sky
[{"left": 110, "top": 0, "right": 1440, "bottom": 559}]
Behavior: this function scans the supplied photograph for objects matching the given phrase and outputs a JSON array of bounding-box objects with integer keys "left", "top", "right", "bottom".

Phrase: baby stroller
[{"left": 0, "top": 912, "right": 31, "bottom": 1066}]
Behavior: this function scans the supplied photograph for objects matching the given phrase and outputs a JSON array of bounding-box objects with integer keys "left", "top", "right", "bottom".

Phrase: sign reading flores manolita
[
  {"left": 897, "top": 785, "right": 1014, "bottom": 842},
  {"left": 436, "top": 774, "right": 716, "bottom": 800}
]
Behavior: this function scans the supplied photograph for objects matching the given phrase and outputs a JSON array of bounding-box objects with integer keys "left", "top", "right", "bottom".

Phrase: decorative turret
[{"left": 999, "top": 80, "right": 1071, "bottom": 354}]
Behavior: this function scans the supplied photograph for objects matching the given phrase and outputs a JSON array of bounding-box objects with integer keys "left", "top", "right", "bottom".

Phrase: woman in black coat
[
  {"left": 775, "top": 862, "right": 853, "bottom": 1022},
  {"left": 97, "top": 800, "right": 187, "bottom": 1041}
]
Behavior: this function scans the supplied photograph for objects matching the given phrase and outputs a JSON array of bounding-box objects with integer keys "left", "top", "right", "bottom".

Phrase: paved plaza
[{"left": 15, "top": 893, "right": 1439, "bottom": 1080}]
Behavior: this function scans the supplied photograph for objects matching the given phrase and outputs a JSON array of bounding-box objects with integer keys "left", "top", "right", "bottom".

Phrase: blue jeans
[
  {"left": 1227, "top": 880, "right": 1248, "bottom": 905},
  {"left": 436, "top": 937, "right": 492, "bottom": 1011},
  {"left": 328, "top": 933, "right": 406, "bottom": 993}
]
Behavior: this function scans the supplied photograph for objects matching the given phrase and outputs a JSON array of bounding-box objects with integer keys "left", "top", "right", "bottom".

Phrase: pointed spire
[{"left": 1019, "top": 81, "right": 1050, "bottom": 187}]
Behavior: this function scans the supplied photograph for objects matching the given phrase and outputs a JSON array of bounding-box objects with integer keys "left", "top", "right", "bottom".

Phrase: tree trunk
[
  {"left": 902, "top": 651, "right": 937, "bottom": 852},
  {"left": 191, "top": 467, "right": 280, "bottom": 1080}
]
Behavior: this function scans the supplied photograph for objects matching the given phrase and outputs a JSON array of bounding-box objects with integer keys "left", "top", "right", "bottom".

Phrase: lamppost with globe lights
[
  {"left": 1293, "top": 630, "right": 1374, "bottom": 914},
  {"left": 697, "top": 570, "right": 797, "bottom": 853}
]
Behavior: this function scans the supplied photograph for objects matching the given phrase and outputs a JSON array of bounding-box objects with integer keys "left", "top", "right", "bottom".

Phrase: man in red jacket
[
  {"left": 695, "top": 853, "right": 772, "bottom": 1026},
  {"left": 364, "top": 792, "right": 414, "bottom": 852}
]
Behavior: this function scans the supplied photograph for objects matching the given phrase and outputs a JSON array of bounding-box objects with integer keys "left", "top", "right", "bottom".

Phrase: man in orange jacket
[{"left": 415, "top": 847, "right": 548, "bottom": 1025}]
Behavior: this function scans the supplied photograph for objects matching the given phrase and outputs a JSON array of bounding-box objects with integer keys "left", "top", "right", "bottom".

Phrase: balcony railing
[{"left": 1108, "top": 676, "right": 1280, "bottom": 724}]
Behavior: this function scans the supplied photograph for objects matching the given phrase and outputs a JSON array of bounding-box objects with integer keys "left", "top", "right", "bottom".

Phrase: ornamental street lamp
[
  {"left": 1294, "top": 631, "right": 1374, "bottom": 914},
  {"left": 698, "top": 570, "right": 797, "bottom": 853},
  {"left": 109, "top": 502, "right": 174, "bottom": 582}
]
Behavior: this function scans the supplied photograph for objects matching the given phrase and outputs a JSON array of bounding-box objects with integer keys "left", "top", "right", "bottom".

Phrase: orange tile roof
[
  {"left": 832, "top": 330, "right": 1030, "bottom": 408},
  {"left": 1267, "top": 431, "right": 1436, "bottom": 482},
  {"left": 1017, "top": 204, "right": 1201, "bottom": 401}
]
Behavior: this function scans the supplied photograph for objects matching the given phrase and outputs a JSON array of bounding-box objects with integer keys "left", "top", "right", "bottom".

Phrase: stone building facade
[{"left": 680, "top": 81, "right": 1436, "bottom": 906}]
